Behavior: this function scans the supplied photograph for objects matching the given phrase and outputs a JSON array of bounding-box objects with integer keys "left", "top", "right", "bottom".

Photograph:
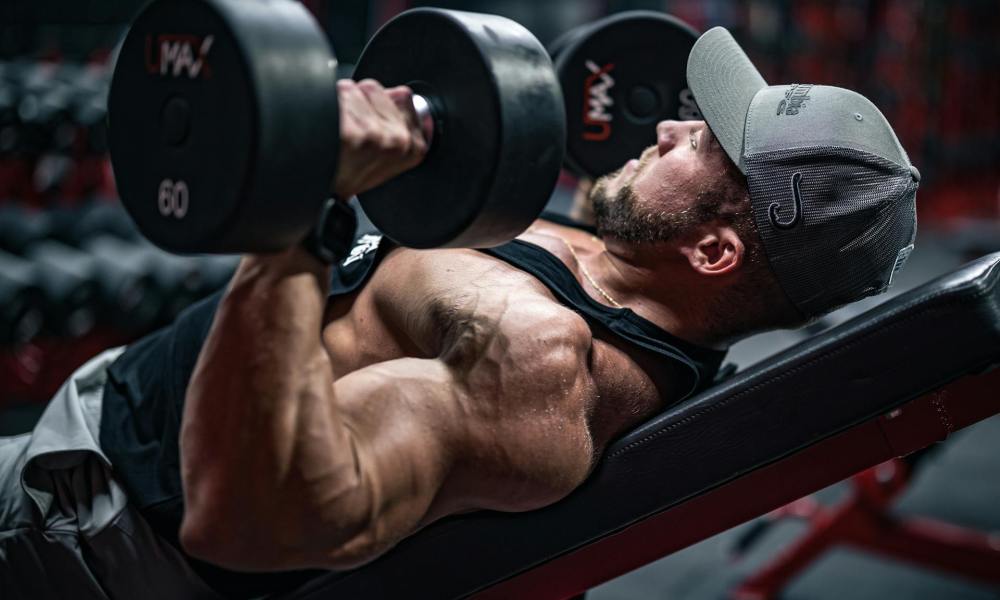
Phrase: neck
[{"left": 583, "top": 237, "right": 730, "bottom": 351}]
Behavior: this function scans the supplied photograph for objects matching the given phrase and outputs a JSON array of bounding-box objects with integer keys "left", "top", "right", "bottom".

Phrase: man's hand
[{"left": 333, "top": 79, "right": 429, "bottom": 199}]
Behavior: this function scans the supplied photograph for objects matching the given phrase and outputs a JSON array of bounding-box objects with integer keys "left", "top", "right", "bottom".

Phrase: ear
[{"left": 680, "top": 225, "right": 744, "bottom": 276}]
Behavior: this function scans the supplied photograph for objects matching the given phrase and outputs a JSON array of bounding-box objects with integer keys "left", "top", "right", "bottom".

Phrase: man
[{"left": 0, "top": 27, "right": 918, "bottom": 599}]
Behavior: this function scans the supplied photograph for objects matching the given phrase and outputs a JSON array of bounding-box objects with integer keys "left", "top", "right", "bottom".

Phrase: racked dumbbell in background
[
  {"left": 0, "top": 207, "right": 99, "bottom": 339},
  {"left": 0, "top": 63, "right": 21, "bottom": 155},
  {"left": 4, "top": 61, "right": 69, "bottom": 157},
  {"left": 46, "top": 199, "right": 139, "bottom": 246},
  {"left": 1, "top": 202, "right": 231, "bottom": 333},
  {"left": 86, "top": 235, "right": 237, "bottom": 327},
  {"left": 0, "top": 60, "right": 111, "bottom": 186},
  {"left": 0, "top": 204, "right": 55, "bottom": 255},
  {"left": 0, "top": 201, "right": 138, "bottom": 252},
  {"left": 8, "top": 63, "right": 78, "bottom": 199},
  {"left": 0, "top": 252, "right": 45, "bottom": 346},
  {"left": 27, "top": 239, "right": 163, "bottom": 337},
  {"left": 8, "top": 246, "right": 98, "bottom": 339}
]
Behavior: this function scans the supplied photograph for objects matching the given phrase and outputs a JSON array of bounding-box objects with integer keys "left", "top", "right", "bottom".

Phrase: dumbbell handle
[
  {"left": 306, "top": 93, "right": 432, "bottom": 263},
  {"left": 412, "top": 93, "right": 434, "bottom": 146}
]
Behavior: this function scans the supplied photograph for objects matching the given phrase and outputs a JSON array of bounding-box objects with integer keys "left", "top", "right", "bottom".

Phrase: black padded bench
[{"left": 281, "top": 251, "right": 1000, "bottom": 600}]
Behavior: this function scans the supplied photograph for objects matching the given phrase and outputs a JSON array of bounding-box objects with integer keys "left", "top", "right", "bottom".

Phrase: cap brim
[{"left": 686, "top": 27, "right": 767, "bottom": 173}]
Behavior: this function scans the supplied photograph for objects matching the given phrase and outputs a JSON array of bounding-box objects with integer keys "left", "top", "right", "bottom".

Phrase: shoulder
[
  {"left": 442, "top": 294, "right": 593, "bottom": 392},
  {"left": 437, "top": 298, "right": 599, "bottom": 512}
]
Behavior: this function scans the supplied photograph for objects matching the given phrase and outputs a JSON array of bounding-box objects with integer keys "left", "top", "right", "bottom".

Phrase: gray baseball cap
[{"left": 687, "top": 27, "right": 919, "bottom": 318}]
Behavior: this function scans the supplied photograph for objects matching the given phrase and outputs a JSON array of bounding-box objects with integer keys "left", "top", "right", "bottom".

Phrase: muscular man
[{"left": 1, "top": 27, "right": 919, "bottom": 599}]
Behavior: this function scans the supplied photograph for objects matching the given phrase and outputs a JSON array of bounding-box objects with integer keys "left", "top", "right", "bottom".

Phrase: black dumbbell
[
  {"left": 0, "top": 205, "right": 53, "bottom": 255},
  {"left": 16, "top": 64, "right": 79, "bottom": 157},
  {"left": 108, "top": 0, "right": 565, "bottom": 255},
  {"left": 0, "top": 202, "right": 138, "bottom": 255},
  {"left": 24, "top": 241, "right": 100, "bottom": 338},
  {"left": 0, "top": 251, "right": 45, "bottom": 346},
  {"left": 47, "top": 200, "right": 140, "bottom": 247},
  {"left": 89, "top": 236, "right": 206, "bottom": 325},
  {"left": 73, "top": 90, "right": 108, "bottom": 155},
  {"left": 59, "top": 64, "right": 111, "bottom": 156},
  {"left": 550, "top": 11, "right": 701, "bottom": 178},
  {"left": 82, "top": 237, "right": 169, "bottom": 331},
  {"left": 28, "top": 240, "right": 163, "bottom": 336},
  {"left": 0, "top": 63, "right": 18, "bottom": 154}
]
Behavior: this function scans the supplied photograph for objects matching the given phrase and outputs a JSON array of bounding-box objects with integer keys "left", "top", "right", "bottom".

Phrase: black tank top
[{"left": 100, "top": 216, "right": 725, "bottom": 598}]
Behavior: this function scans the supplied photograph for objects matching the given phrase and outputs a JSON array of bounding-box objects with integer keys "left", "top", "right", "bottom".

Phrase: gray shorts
[{"left": 0, "top": 348, "right": 223, "bottom": 599}]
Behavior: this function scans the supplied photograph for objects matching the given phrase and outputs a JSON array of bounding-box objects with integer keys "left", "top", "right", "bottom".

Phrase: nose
[{"left": 656, "top": 120, "right": 680, "bottom": 156}]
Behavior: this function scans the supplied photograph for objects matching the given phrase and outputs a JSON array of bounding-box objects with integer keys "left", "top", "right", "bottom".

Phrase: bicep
[{"left": 320, "top": 357, "right": 463, "bottom": 565}]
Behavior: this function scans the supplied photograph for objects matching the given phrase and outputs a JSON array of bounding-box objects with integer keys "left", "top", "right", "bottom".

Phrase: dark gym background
[{"left": 1, "top": 1, "right": 998, "bottom": 598}]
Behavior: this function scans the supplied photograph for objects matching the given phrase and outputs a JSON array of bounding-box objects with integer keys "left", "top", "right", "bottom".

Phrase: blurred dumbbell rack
[
  {"left": 0, "top": 57, "right": 239, "bottom": 425},
  {"left": 0, "top": 198, "right": 239, "bottom": 415}
]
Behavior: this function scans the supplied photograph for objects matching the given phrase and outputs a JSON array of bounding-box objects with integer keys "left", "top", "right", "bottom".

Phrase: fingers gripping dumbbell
[{"left": 108, "top": 0, "right": 566, "bottom": 255}]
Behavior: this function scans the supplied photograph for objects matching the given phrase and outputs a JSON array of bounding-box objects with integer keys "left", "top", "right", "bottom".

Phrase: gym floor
[{"left": 589, "top": 227, "right": 1000, "bottom": 599}]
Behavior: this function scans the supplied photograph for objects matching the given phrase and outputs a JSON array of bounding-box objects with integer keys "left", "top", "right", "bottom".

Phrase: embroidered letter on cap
[{"left": 769, "top": 172, "right": 804, "bottom": 230}]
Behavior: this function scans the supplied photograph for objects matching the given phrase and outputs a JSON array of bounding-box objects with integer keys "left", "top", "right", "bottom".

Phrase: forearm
[{"left": 180, "top": 246, "right": 363, "bottom": 564}]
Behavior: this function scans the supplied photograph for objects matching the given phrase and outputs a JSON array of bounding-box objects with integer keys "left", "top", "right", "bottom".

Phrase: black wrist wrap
[{"left": 302, "top": 198, "right": 358, "bottom": 264}]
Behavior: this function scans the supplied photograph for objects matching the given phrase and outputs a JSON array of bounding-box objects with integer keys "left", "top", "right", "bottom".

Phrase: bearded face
[
  {"left": 590, "top": 152, "right": 708, "bottom": 244},
  {"left": 588, "top": 121, "right": 751, "bottom": 246}
]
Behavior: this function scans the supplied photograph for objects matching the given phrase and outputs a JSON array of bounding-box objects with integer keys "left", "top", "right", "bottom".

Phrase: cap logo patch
[
  {"left": 770, "top": 172, "right": 804, "bottom": 229},
  {"left": 776, "top": 84, "right": 813, "bottom": 116}
]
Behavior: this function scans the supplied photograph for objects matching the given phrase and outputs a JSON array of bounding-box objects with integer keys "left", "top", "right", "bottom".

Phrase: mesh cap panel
[{"left": 745, "top": 146, "right": 918, "bottom": 317}]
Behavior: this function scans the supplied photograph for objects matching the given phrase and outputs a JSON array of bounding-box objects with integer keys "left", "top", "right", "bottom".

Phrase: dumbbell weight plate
[
  {"left": 109, "top": 0, "right": 340, "bottom": 254},
  {"left": 544, "top": 20, "right": 595, "bottom": 178},
  {"left": 555, "top": 11, "right": 700, "bottom": 179},
  {"left": 353, "top": 8, "right": 566, "bottom": 249},
  {"left": 546, "top": 21, "right": 596, "bottom": 65}
]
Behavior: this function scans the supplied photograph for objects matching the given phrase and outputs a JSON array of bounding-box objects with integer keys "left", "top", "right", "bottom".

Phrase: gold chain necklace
[{"left": 530, "top": 229, "right": 623, "bottom": 309}]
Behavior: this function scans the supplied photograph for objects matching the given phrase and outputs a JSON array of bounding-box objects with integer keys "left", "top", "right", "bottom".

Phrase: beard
[{"left": 590, "top": 160, "right": 700, "bottom": 244}]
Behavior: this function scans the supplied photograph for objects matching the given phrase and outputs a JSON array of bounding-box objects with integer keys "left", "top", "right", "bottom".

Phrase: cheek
[{"left": 631, "top": 155, "right": 692, "bottom": 209}]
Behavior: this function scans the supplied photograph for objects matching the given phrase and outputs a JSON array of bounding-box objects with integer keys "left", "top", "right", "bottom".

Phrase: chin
[{"left": 591, "top": 182, "right": 691, "bottom": 245}]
